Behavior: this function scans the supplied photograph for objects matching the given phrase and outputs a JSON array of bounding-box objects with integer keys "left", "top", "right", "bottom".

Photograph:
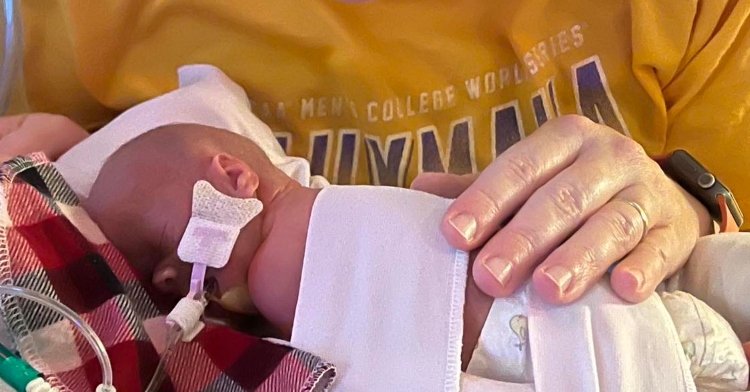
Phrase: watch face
[{"left": 660, "top": 150, "right": 743, "bottom": 227}]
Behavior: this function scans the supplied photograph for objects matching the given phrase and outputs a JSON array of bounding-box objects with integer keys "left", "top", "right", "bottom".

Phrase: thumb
[{"left": 410, "top": 172, "right": 478, "bottom": 199}]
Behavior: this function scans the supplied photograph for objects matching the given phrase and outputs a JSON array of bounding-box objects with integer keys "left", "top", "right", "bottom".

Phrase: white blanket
[
  {"left": 290, "top": 185, "right": 698, "bottom": 391},
  {"left": 667, "top": 232, "right": 750, "bottom": 342},
  {"left": 291, "top": 185, "right": 467, "bottom": 391},
  {"left": 465, "top": 282, "right": 697, "bottom": 391}
]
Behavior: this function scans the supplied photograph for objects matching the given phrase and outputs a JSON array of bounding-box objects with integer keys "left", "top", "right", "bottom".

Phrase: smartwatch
[{"left": 654, "top": 149, "right": 743, "bottom": 233}]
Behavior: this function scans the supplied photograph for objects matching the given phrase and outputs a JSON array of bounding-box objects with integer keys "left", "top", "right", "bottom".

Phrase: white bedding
[{"left": 667, "top": 232, "right": 750, "bottom": 342}]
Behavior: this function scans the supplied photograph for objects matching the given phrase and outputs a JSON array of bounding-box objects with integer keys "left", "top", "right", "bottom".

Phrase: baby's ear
[{"left": 205, "top": 154, "right": 259, "bottom": 198}]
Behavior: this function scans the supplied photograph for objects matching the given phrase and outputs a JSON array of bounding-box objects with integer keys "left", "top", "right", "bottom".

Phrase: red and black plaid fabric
[{"left": 0, "top": 154, "right": 335, "bottom": 392}]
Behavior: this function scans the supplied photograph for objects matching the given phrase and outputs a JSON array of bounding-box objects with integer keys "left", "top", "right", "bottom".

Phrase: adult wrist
[
  {"left": 653, "top": 149, "right": 743, "bottom": 234},
  {"left": 675, "top": 180, "right": 716, "bottom": 236}
]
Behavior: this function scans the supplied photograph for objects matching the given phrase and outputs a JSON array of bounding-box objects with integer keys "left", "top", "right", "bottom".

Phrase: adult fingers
[
  {"left": 610, "top": 225, "right": 695, "bottom": 303},
  {"left": 529, "top": 195, "right": 655, "bottom": 303},
  {"left": 470, "top": 153, "right": 646, "bottom": 298},
  {"left": 442, "top": 115, "right": 598, "bottom": 251}
]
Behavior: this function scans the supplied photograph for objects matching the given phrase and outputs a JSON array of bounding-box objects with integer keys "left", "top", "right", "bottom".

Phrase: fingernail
[
  {"left": 543, "top": 265, "right": 573, "bottom": 293},
  {"left": 448, "top": 213, "right": 477, "bottom": 242},
  {"left": 484, "top": 257, "right": 513, "bottom": 286},
  {"left": 624, "top": 268, "right": 645, "bottom": 290}
]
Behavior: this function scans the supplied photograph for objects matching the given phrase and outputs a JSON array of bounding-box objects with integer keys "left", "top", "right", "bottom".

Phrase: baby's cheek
[{"left": 213, "top": 256, "right": 251, "bottom": 290}]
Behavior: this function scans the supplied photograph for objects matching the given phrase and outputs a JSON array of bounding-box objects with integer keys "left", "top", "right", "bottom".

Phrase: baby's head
[{"left": 86, "top": 123, "right": 293, "bottom": 312}]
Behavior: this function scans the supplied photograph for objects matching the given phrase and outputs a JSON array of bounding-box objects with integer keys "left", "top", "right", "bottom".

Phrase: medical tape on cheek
[{"left": 168, "top": 180, "right": 263, "bottom": 341}]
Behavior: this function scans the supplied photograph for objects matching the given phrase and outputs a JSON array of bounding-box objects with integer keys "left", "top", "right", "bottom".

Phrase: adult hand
[
  {"left": 412, "top": 115, "right": 713, "bottom": 304},
  {"left": 0, "top": 113, "right": 88, "bottom": 161}
]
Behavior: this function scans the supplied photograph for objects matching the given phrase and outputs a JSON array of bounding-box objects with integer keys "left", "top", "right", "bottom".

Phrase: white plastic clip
[{"left": 166, "top": 296, "right": 208, "bottom": 342}]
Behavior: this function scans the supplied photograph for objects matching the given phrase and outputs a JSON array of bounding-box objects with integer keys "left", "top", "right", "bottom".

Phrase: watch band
[
  {"left": 653, "top": 149, "right": 743, "bottom": 233},
  {"left": 718, "top": 194, "right": 740, "bottom": 233}
]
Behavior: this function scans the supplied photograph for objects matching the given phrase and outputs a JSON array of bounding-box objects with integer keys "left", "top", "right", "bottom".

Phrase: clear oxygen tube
[
  {"left": 0, "top": 284, "right": 116, "bottom": 392},
  {"left": 143, "top": 323, "right": 180, "bottom": 392}
]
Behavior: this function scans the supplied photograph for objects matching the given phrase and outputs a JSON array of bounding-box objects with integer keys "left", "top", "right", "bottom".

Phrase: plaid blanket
[{"left": 0, "top": 154, "right": 336, "bottom": 392}]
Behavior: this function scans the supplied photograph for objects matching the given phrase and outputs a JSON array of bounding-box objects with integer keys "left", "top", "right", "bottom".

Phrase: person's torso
[{"left": 17, "top": 0, "right": 750, "bottom": 227}]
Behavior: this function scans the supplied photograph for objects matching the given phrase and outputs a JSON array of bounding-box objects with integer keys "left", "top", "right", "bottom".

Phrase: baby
[{"left": 84, "top": 123, "right": 749, "bottom": 391}]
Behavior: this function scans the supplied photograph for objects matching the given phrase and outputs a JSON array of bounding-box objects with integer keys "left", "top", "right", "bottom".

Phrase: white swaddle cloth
[
  {"left": 465, "top": 284, "right": 747, "bottom": 392},
  {"left": 667, "top": 232, "right": 750, "bottom": 343},
  {"left": 291, "top": 185, "right": 468, "bottom": 391},
  {"left": 465, "top": 281, "right": 701, "bottom": 392},
  {"left": 290, "top": 185, "right": 703, "bottom": 392}
]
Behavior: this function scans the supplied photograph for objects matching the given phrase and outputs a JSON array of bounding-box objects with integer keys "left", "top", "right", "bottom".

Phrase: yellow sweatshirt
[{"left": 15, "top": 0, "right": 750, "bottom": 228}]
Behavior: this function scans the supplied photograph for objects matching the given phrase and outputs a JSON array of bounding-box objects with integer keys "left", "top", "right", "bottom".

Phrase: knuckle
[
  {"left": 503, "top": 154, "right": 542, "bottom": 186},
  {"left": 472, "top": 187, "right": 503, "bottom": 218},
  {"left": 505, "top": 225, "right": 540, "bottom": 260},
  {"left": 603, "top": 207, "right": 641, "bottom": 242},
  {"left": 545, "top": 182, "right": 587, "bottom": 220},
  {"left": 568, "top": 242, "right": 601, "bottom": 267},
  {"left": 554, "top": 114, "right": 594, "bottom": 131}
]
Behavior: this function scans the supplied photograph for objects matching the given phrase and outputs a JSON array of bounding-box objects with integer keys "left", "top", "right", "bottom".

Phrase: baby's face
[
  {"left": 87, "top": 123, "right": 284, "bottom": 315},
  {"left": 88, "top": 158, "right": 264, "bottom": 313}
]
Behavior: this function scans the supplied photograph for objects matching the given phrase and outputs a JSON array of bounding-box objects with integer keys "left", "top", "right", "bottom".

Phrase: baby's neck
[{"left": 247, "top": 182, "right": 321, "bottom": 336}]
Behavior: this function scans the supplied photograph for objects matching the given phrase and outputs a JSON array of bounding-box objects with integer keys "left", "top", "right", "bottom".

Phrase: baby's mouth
[{"left": 203, "top": 277, "right": 220, "bottom": 300}]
